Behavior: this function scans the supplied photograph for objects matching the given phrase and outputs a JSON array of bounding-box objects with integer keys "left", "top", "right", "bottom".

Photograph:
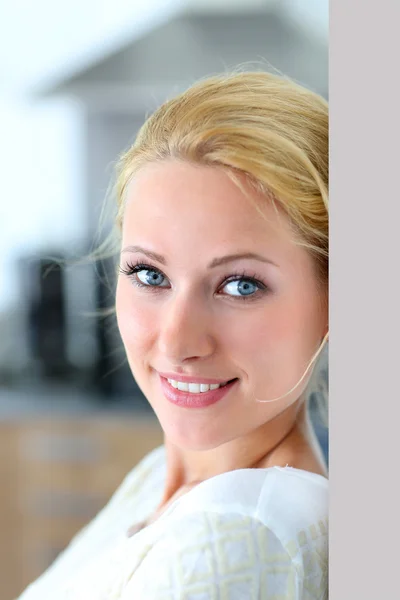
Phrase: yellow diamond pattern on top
[{"left": 119, "top": 510, "right": 327, "bottom": 599}]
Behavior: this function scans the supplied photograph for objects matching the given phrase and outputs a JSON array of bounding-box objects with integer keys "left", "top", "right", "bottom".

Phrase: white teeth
[
  {"left": 167, "top": 379, "right": 229, "bottom": 393},
  {"left": 188, "top": 383, "right": 201, "bottom": 393}
]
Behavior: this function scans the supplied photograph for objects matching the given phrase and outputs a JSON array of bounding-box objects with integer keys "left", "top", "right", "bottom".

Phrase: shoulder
[
  {"left": 121, "top": 467, "right": 328, "bottom": 599},
  {"left": 178, "top": 466, "right": 328, "bottom": 571},
  {"left": 175, "top": 466, "right": 328, "bottom": 538}
]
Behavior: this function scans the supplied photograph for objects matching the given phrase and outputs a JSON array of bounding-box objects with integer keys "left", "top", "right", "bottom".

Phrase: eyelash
[{"left": 118, "top": 260, "right": 271, "bottom": 302}]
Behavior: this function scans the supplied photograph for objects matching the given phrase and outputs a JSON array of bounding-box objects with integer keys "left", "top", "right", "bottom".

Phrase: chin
[{"left": 156, "top": 412, "right": 230, "bottom": 452}]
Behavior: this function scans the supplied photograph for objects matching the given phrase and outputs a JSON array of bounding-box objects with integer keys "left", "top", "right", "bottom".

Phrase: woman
[{"left": 18, "top": 71, "right": 329, "bottom": 599}]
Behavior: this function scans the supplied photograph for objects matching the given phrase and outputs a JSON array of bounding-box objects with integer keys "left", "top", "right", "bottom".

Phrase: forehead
[{"left": 123, "top": 160, "right": 294, "bottom": 247}]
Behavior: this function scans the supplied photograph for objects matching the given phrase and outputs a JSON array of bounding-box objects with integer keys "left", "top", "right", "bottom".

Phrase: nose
[{"left": 157, "top": 292, "right": 216, "bottom": 364}]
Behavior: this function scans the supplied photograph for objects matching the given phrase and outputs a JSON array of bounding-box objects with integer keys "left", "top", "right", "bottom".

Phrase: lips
[{"left": 159, "top": 375, "right": 238, "bottom": 409}]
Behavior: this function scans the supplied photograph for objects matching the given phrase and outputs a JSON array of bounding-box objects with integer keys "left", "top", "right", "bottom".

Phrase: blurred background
[{"left": 0, "top": 0, "right": 328, "bottom": 597}]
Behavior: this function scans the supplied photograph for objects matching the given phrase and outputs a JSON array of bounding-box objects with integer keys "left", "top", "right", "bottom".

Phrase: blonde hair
[{"left": 95, "top": 71, "right": 329, "bottom": 425}]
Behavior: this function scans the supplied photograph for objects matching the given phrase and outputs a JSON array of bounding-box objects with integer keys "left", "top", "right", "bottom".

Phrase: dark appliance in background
[
  {"left": 92, "top": 256, "right": 115, "bottom": 397},
  {"left": 23, "top": 251, "right": 148, "bottom": 409},
  {"left": 27, "top": 257, "right": 72, "bottom": 380}
]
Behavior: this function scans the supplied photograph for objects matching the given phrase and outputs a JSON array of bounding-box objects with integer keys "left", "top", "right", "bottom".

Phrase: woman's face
[{"left": 116, "top": 160, "right": 327, "bottom": 450}]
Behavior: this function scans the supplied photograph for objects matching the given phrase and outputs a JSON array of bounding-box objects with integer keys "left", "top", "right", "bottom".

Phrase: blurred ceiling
[{"left": 0, "top": 0, "right": 327, "bottom": 99}]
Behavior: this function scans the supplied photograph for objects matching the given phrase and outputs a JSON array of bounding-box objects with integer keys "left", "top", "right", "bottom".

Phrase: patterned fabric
[{"left": 17, "top": 445, "right": 328, "bottom": 599}]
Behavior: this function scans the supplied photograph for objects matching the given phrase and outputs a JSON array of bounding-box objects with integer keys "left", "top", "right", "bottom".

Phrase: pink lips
[{"left": 159, "top": 375, "right": 238, "bottom": 408}]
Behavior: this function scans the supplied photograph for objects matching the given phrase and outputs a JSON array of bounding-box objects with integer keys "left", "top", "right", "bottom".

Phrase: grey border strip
[{"left": 331, "top": 0, "right": 400, "bottom": 597}]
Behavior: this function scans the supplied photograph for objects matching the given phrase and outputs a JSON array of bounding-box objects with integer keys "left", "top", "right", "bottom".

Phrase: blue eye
[
  {"left": 119, "top": 262, "right": 169, "bottom": 289},
  {"left": 136, "top": 268, "right": 168, "bottom": 287},
  {"left": 222, "top": 279, "right": 260, "bottom": 297}
]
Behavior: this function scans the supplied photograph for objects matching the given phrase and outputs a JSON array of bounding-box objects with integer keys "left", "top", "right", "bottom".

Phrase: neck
[{"left": 159, "top": 397, "right": 316, "bottom": 507}]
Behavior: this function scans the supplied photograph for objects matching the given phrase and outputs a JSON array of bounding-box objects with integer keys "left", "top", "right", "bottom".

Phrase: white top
[{"left": 17, "top": 444, "right": 328, "bottom": 599}]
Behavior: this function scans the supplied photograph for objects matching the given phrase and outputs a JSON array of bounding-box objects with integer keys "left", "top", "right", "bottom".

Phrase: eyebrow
[{"left": 121, "top": 245, "right": 278, "bottom": 268}]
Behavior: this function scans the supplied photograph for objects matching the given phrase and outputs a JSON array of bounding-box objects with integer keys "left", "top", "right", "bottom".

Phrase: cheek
[
  {"left": 223, "top": 295, "right": 323, "bottom": 385},
  {"left": 223, "top": 302, "right": 302, "bottom": 358}
]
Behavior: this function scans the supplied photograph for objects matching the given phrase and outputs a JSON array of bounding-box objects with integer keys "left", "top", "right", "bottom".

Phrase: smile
[
  {"left": 159, "top": 375, "right": 238, "bottom": 408},
  {"left": 167, "top": 379, "right": 231, "bottom": 393}
]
